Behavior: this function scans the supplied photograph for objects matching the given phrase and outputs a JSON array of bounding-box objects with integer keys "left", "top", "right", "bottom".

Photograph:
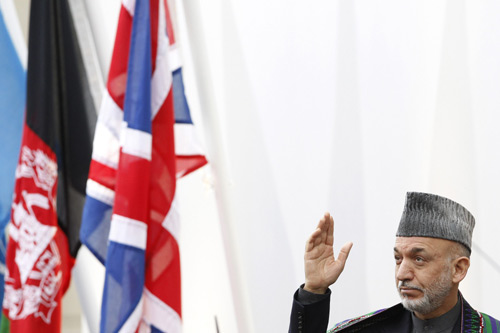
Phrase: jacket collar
[{"left": 329, "top": 291, "right": 483, "bottom": 332}]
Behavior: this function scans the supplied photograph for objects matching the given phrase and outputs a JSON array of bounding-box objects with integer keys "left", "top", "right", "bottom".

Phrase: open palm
[{"left": 304, "top": 212, "right": 353, "bottom": 294}]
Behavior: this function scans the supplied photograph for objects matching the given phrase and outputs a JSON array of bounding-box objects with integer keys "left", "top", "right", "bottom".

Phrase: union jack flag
[{"left": 79, "top": 0, "right": 207, "bottom": 331}]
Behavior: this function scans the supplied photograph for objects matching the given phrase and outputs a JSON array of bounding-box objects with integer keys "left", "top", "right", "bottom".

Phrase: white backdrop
[{"left": 56, "top": 0, "right": 500, "bottom": 331}]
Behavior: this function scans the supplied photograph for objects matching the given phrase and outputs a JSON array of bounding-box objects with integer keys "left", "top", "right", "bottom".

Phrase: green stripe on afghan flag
[{"left": 0, "top": 313, "right": 10, "bottom": 333}]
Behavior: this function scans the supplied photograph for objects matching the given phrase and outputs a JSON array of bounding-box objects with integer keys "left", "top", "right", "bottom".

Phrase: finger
[
  {"left": 325, "top": 214, "right": 334, "bottom": 246},
  {"left": 305, "top": 227, "right": 322, "bottom": 252},
  {"left": 318, "top": 213, "right": 330, "bottom": 244},
  {"left": 336, "top": 241, "right": 353, "bottom": 267},
  {"left": 306, "top": 213, "right": 330, "bottom": 252},
  {"left": 324, "top": 212, "right": 331, "bottom": 221},
  {"left": 318, "top": 212, "right": 329, "bottom": 229}
]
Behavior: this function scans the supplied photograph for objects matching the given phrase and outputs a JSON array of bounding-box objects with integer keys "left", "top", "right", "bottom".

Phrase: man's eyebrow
[
  {"left": 393, "top": 247, "right": 426, "bottom": 254},
  {"left": 410, "top": 247, "right": 426, "bottom": 254}
]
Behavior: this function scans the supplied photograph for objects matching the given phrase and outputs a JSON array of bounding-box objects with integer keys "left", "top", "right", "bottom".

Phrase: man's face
[{"left": 394, "top": 237, "right": 457, "bottom": 318}]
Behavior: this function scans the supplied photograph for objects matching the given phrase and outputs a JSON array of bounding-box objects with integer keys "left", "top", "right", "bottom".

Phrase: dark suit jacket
[{"left": 289, "top": 288, "right": 497, "bottom": 333}]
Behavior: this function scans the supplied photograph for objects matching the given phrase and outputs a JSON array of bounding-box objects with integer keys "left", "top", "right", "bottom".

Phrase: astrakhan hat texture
[{"left": 396, "top": 192, "right": 475, "bottom": 251}]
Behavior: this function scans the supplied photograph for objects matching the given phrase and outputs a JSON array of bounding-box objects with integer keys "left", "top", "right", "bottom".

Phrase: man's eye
[
  {"left": 394, "top": 257, "right": 401, "bottom": 264},
  {"left": 415, "top": 257, "right": 424, "bottom": 263}
]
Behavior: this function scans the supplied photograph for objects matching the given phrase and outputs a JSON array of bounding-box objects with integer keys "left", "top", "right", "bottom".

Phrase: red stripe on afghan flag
[{"left": 4, "top": 125, "right": 73, "bottom": 332}]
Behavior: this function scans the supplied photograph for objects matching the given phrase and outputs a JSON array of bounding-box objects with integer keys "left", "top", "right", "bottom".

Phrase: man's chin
[
  {"left": 401, "top": 297, "right": 425, "bottom": 313},
  {"left": 399, "top": 291, "right": 426, "bottom": 310},
  {"left": 400, "top": 293, "right": 440, "bottom": 315}
]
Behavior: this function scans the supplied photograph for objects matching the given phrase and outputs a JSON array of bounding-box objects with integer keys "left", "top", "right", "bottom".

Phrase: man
[{"left": 289, "top": 192, "right": 500, "bottom": 332}]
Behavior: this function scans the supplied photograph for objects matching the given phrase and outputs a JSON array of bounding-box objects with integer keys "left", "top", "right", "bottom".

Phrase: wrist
[{"left": 303, "top": 283, "right": 328, "bottom": 294}]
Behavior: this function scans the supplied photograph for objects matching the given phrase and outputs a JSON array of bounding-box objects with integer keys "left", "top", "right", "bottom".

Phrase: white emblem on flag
[{"left": 3, "top": 146, "right": 61, "bottom": 324}]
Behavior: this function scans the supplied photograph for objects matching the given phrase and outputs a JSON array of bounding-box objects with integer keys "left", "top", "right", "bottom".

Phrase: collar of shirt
[{"left": 411, "top": 299, "right": 461, "bottom": 333}]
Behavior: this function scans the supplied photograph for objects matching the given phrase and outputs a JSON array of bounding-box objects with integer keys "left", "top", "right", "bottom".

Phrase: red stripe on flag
[
  {"left": 145, "top": 229, "right": 182, "bottom": 316},
  {"left": 113, "top": 153, "right": 151, "bottom": 222},
  {"left": 4, "top": 125, "right": 73, "bottom": 331},
  {"left": 149, "top": 92, "right": 176, "bottom": 221},
  {"left": 163, "top": 0, "right": 176, "bottom": 46},
  {"left": 107, "top": 6, "right": 133, "bottom": 109},
  {"left": 176, "top": 155, "right": 208, "bottom": 178},
  {"left": 150, "top": 0, "right": 159, "bottom": 73},
  {"left": 88, "top": 160, "right": 117, "bottom": 191}
]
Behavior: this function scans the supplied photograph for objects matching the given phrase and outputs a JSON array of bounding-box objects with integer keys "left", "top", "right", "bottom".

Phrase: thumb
[{"left": 336, "top": 242, "right": 353, "bottom": 267}]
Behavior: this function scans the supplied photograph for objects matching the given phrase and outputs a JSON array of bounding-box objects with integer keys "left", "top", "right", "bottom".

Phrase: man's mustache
[{"left": 398, "top": 281, "right": 424, "bottom": 293}]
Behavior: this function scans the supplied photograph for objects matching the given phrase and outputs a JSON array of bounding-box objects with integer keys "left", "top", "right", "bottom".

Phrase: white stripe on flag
[
  {"left": 91, "top": 121, "right": 120, "bottom": 169},
  {"left": 174, "top": 123, "right": 205, "bottom": 156},
  {"left": 92, "top": 91, "right": 123, "bottom": 168},
  {"left": 161, "top": 195, "right": 180, "bottom": 243},
  {"left": 169, "top": 46, "right": 181, "bottom": 72},
  {"left": 121, "top": 125, "right": 152, "bottom": 160},
  {"left": 151, "top": 0, "right": 172, "bottom": 119},
  {"left": 122, "top": 0, "right": 135, "bottom": 16},
  {"left": 109, "top": 215, "right": 147, "bottom": 250},
  {"left": 118, "top": 293, "right": 144, "bottom": 333},
  {"left": 86, "top": 179, "right": 115, "bottom": 206},
  {"left": 99, "top": 90, "right": 124, "bottom": 136},
  {"left": 142, "top": 288, "right": 182, "bottom": 332},
  {"left": 138, "top": 321, "right": 152, "bottom": 333}
]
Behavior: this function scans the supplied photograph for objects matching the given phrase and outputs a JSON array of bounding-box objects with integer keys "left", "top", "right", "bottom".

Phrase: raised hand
[{"left": 303, "top": 212, "right": 353, "bottom": 294}]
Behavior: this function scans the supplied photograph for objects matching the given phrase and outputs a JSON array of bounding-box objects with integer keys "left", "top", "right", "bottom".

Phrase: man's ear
[{"left": 452, "top": 257, "right": 470, "bottom": 284}]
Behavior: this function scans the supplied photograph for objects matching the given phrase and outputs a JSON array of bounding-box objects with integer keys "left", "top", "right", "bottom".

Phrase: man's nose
[{"left": 396, "top": 259, "right": 414, "bottom": 281}]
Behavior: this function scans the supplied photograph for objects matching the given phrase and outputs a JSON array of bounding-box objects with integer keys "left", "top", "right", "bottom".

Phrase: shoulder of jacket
[
  {"left": 460, "top": 293, "right": 499, "bottom": 332},
  {"left": 479, "top": 312, "right": 500, "bottom": 330}
]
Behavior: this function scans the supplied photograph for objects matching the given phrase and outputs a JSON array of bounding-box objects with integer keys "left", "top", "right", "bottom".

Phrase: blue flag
[{"left": 0, "top": 2, "right": 26, "bottom": 304}]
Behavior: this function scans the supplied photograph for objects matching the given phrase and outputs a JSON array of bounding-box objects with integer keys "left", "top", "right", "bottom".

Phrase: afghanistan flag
[{"left": 2, "top": 0, "right": 96, "bottom": 331}]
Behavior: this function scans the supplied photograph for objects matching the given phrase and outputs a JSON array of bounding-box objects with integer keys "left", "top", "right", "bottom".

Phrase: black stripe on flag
[{"left": 26, "top": 0, "right": 96, "bottom": 257}]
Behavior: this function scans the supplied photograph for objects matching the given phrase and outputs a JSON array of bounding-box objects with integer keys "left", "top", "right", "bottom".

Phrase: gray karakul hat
[{"left": 396, "top": 192, "right": 475, "bottom": 252}]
